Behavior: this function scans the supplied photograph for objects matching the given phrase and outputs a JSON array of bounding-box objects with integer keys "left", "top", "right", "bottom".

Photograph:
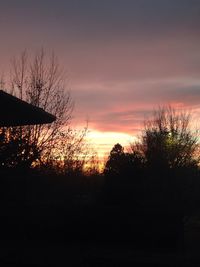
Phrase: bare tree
[
  {"left": 0, "top": 49, "right": 74, "bottom": 168},
  {"left": 134, "top": 106, "right": 199, "bottom": 169},
  {"left": 47, "top": 125, "right": 90, "bottom": 175}
]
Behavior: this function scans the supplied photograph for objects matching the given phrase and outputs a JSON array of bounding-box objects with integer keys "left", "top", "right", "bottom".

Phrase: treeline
[
  {"left": 1, "top": 50, "right": 200, "bottom": 252},
  {"left": 104, "top": 106, "right": 200, "bottom": 215},
  {"left": 0, "top": 50, "right": 97, "bottom": 175},
  {"left": 101, "top": 106, "right": 200, "bottom": 250},
  {"left": 1, "top": 106, "right": 200, "bottom": 252}
]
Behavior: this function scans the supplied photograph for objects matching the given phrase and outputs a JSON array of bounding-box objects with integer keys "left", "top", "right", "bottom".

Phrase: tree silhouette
[
  {"left": 135, "top": 106, "right": 199, "bottom": 170},
  {"left": 0, "top": 50, "right": 74, "bottom": 169},
  {"left": 104, "top": 143, "right": 125, "bottom": 176},
  {"left": 130, "top": 106, "right": 200, "bottom": 222},
  {"left": 103, "top": 143, "right": 144, "bottom": 206},
  {"left": 105, "top": 143, "right": 144, "bottom": 177}
]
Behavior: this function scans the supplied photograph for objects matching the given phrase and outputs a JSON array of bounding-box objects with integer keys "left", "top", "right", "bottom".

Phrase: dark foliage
[
  {"left": 137, "top": 106, "right": 200, "bottom": 170},
  {"left": 1, "top": 100, "right": 200, "bottom": 266},
  {"left": 102, "top": 107, "right": 200, "bottom": 251},
  {"left": 0, "top": 50, "right": 73, "bottom": 169}
]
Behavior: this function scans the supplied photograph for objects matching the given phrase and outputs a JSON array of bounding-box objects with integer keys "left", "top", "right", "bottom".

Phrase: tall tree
[
  {"left": 104, "top": 144, "right": 125, "bottom": 176},
  {"left": 135, "top": 106, "right": 199, "bottom": 170},
  {"left": 0, "top": 50, "right": 74, "bottom": 168}
]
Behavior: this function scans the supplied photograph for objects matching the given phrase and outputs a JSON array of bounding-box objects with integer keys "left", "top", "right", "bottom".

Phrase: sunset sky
[{"left": 0, "top": 0, "right": 200, "bottom": 157}]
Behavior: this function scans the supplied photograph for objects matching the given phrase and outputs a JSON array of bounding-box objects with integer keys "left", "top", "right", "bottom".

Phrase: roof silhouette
[{"left": 0, "top": 90, "right": 56, "bottom": 126}]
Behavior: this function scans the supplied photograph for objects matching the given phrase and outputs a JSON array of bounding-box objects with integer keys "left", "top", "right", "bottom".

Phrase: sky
[{"left": 0, "top": 0, "right": 200, "bottom": 157}]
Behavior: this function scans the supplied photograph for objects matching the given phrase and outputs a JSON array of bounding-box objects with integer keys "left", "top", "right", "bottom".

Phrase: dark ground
[
  {"left": 1, "top": 170, "right": 200, "bottom": 266},
  {"left": 0, "top": 237, "right": 200, "bottom": 266}
]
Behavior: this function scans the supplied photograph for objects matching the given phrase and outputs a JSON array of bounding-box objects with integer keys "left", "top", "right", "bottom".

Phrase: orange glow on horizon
[{"left": 86, "top": 129, "right": 137, "bottom": 160}]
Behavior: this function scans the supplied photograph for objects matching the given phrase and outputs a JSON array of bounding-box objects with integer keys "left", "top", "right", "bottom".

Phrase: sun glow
[{"left": 87, "top": 129, "right": 137, "bottom": 160}]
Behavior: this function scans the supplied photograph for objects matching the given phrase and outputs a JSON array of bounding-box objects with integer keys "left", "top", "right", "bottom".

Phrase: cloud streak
[{"left": 72, "top": 78, "right": 200, "bottom": 134}]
